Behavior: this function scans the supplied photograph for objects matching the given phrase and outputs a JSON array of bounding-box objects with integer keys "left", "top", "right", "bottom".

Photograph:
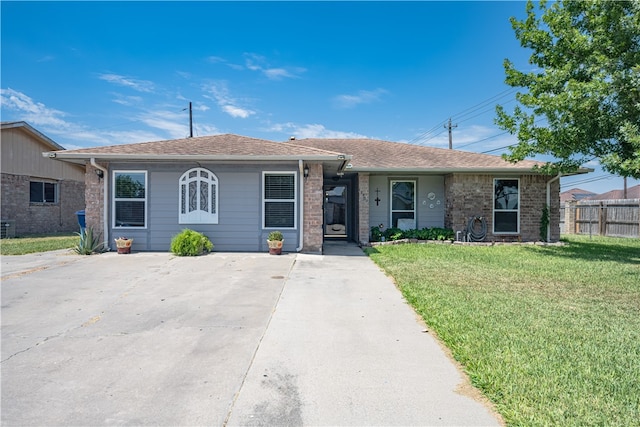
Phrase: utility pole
[
  {"left": 183, "top": 102, "right": 194, "bottom": 138},
  {"left": 444, "top": 118, "right": 457, "bottom": 149},
  {"left": 189, "top": 101, "right": 193, "bottom": 138}
]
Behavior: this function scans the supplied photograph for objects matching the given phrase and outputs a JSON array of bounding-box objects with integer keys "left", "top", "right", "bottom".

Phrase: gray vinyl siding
[
  {"left": 108, "top": 162, "right": 300, "bottom": 252},
  {"left": 369, "top": 174, "right": 445, "bottom": 230}
]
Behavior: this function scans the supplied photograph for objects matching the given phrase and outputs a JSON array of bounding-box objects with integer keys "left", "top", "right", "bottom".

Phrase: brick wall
[
  {"left": 1, "top": 172, "right": 85, "bottom": 235},
  {"left": 444, "top": 173, "right": 560, "bottom": 242},
  {"left": 358, "top": 173, "right": 370, "bottom": 245},
  {"left": 85, "top": 163, "right": 107, "bottom": 239},
  {"left": 303, "top": 163, "right": 323, "bottom": 253}
]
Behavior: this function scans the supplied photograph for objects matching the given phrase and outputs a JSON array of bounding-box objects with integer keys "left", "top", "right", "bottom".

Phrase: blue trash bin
[{"left": 75, "top": 210, "right": 86, "bottom": 234}]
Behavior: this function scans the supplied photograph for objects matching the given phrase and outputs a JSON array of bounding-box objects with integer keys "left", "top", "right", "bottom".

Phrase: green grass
[
  {"left": 366, "top": 235, "right": 640, "bottom": 426},
  {"left": 0, "top": 233, "right": 79, "bottom": 255}
]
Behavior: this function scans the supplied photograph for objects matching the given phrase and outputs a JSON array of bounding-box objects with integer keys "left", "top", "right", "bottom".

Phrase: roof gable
[{"left": 1, "top": 121, "right": 64, "bottom": 151}]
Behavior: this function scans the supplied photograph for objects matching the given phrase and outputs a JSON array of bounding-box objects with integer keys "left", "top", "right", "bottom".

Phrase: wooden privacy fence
[{"left": 560, "top": 199, "right": 640, "bottom": 238}]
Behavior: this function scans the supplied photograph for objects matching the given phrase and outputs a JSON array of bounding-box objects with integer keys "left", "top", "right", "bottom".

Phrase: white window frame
[
  {"left": 493, "top": 178, "right": 520, "bottom": 234},
  {"left": 390, "top": 180, "right": 416, "bottom": 229},
  {"left": 179, "top": 167, "right": 219, "bottom": 224},
  {"left": 113, "top": 170, "right": 148, "bottom": 229},
  {"left": 262, "top": 171, "right": 297, "bottom": 230}
]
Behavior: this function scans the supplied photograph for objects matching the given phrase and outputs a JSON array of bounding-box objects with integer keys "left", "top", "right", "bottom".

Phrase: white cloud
[
  {"left": 111, "top": 93, "right": 143, "bottom": 106},
  {"left": 221, "top": 105, "right": 252, "bottom": 119},
  {"left": 206, "top": 56, "right": 226, "bottom": 64},
  {"left": 1, "top": 88, "right": 70, "bottom": 129},
  {"left": 244, "top": 53, "right": 305, "bottom": 80},
  {"left": 333, "top": 88, "right": 388, "bottom": 109},
  {"left": 138, "top": 110, "right": 191, "bottom": 139},
  {"left": 0, "top": 88, "right": 195, "bottom": 146},
  {"left": 267, "top": 122, "right": 368, "bottom": 139},
  {"left": 176, "top": 71, "right": 192, "bottom": 79},
  {"left": 202, "top": 81, "right": 255, "bottom": 119},
  {"left": 98, "top": 73, "right": 155, "bottom": 93}
]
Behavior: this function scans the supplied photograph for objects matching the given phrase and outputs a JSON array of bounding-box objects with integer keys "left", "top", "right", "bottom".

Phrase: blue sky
[{"left": 2, "top": 1, "right": 637, "bottom": 195}]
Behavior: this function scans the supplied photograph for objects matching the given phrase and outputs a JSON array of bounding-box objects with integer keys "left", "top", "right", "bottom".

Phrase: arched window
[{"left": 179, "top": 168, "right": 218, "bottom": 224}]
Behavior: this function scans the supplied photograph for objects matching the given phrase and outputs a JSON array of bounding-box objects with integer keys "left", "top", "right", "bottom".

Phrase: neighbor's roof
[
  {"left": 560, "top": 187, "right": 597, "bottom": 203},
  {"left": 290, "top": 138, "right": 552, "bottom": 173},
  {"left": 587, "top": 184, "right": 640, "bottom": 200},
  {"left": 45, "top": 134, "right": 351, "bottom": 164},
  {"left": 1, "top": 121, "right": 65, "bottom": 151}
]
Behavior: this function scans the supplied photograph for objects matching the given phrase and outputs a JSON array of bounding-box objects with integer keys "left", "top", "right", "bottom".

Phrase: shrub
[
  {"left": 373, "top": 226, "right": 455, "bottom": 243},
  {"left": 370, "top": 226, "right": 383, "bottom": 242},
  {"left": 383, "top": 227, "right": 404, "bottom": 241},
  {"left": 170, "top": 229, "right": 213, "bottom": 256},
  {"left": 73, "top": 227, "right": 106, "bottom": 255},
  {"left": 267, "top": 230, "right": 284, "bottom": 241}
]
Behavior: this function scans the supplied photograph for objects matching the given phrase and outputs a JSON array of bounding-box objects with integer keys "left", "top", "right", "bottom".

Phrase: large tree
[{"left": 496, "top": 0, "right": 640, "bottom": 178}]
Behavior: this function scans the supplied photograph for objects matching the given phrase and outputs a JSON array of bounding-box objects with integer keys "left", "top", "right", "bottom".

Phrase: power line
[
  {"left": 409, "top": 87, "right": 518, "bottom": 146},
  {"left": 561, "top": 175, "right": 613, "bottom": 187}
]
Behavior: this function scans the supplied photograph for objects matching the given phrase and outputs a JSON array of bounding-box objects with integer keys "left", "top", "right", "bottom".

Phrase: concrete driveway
[{"left": 1, "top": 244, "right": 501, "bottom": 426}]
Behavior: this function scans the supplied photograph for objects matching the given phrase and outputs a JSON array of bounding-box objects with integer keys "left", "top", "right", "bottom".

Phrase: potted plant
[
  {"left": 267, "top": 231, "right": 284, "bottom": 255},
  {"left": 114, "top": 237, "right": 133, "bottom": 254}
]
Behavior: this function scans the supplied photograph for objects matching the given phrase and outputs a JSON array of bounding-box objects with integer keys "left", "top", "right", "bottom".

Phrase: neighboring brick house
[
  {"left": 45, "top": 134, "right": 588, "bottom": 253},
  {"left": 1, "top": 122, "right": 85, "bottom": 237}
]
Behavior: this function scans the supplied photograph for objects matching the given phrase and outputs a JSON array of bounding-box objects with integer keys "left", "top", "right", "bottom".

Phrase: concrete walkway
[
  {"left": 226, "top": 242, "right": 501, "bottom": 426},
  {"left": 1, "top": 244, "right": 501, "bottom": 426}
]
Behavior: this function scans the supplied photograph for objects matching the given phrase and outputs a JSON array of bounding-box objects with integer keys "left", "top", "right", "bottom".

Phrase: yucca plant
[{"left": 73, "top": 227, "right": 106, "bottom": 255}]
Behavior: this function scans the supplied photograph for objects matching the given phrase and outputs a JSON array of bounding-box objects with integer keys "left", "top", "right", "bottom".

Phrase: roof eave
[
  {"left": 350, "top": 166, "right": 593, "bottom": 175},
  {"left": 43, "top": 152, "right": 351, "bottom": 163}
]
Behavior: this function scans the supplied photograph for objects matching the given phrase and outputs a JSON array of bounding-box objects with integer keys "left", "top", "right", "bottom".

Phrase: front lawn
[
  {"left": 0, "top": 233, "right": 78, "bottom": 255},
  {"left": 365, "top": 235, "right": 640, "bottom": 426}
]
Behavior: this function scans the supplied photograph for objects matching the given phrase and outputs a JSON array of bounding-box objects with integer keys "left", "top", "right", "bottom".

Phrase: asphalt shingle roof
[
  {"left": 50, "top": 133, "right": 556, "bottom": 173},
  {"left": 57, "top": 134, "right": 346, "bottom": 158},
  {"left": 289, "top": 138, "right": 543, "bottom": 171}
]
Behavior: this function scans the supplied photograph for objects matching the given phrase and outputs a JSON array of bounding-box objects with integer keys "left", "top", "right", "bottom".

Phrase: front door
[{"left": 324, "top": 185, "right": 347, "bottom": 238}]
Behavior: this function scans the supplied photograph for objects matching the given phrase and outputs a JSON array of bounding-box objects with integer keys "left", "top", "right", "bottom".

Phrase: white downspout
[
  {"left": 546, "top": 173, "right": 562, "bottom": 242},
  {"left": 91, "top": 158, "right": 109, "bottom": 250},
  {"left": 297, "top": 160, "right": 304, "bottom": 252}
]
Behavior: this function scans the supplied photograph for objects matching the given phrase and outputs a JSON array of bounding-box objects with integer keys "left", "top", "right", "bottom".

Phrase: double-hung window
[
  {"left": 263, "top": 172, "right": 296, "bottom": 229},
  {"left": 390, "top": 180, "right": 416, "bottom": 229},
  {"left": 494, "top": 178, "right": 519, "bottom": 233},
  {"left": 30, "top": 181, "right": 57, "bottom": 203},
  {"left": 113, "top": 171, "right": 147, "bottom": 228},
  {"left": 179, "top": 168, "right": 218, "bottom": 224}
]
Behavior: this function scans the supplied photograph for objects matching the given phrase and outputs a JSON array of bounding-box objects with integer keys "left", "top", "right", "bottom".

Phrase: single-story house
[
  {"left": 1, "top": 121, "right": 85, "bottom": 237},
  {"left": 44, "top": 134, "right": 588, "bottom": 253}
]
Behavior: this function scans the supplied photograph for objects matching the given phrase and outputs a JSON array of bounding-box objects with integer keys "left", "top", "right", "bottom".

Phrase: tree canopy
[{"left": 496, "top": 0, "right": 640, "bottom": 178}]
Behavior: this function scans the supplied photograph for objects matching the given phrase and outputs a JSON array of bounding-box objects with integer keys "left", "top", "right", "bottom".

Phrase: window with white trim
[
  {"left": 263, "top": 172, "right": 296, "bottom": 229},
  {"left": 179, "top": 168, "right": 219, "bottom": 224},
  {"left": 113, "top": 171, "right": 147, "bottom": 228},
  {"left": 390, "top": 180, "right": 416, "bottom": 229},
  {"left": 494, "top": 178, "right": 519, "bottom": 233},
  {"left": 30, "top": 181, "right": 58, "bottom": 203}
]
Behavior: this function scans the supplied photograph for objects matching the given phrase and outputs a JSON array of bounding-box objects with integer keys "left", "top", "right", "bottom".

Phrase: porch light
[{"left": 303, "top": 164, "right": 309, "bottom": 178}]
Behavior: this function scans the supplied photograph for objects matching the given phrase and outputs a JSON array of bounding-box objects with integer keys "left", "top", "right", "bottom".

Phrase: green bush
[
  {"left": 73, "top": 227, "right": 106, "bottom": 255},
  {"left": 369, "top": 226, "right": 455, "bottom": 242},
  {"left": 170, "top": 229, "right": 213, "bottom": 256}
]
